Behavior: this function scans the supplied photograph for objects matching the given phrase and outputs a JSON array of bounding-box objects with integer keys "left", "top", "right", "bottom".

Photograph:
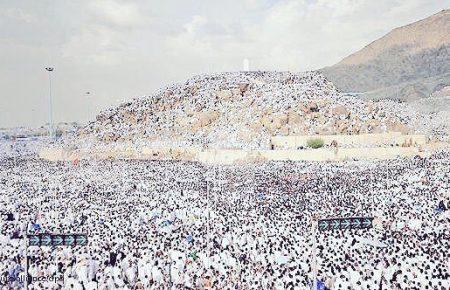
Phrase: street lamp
[{"left": 45, "top": 67, "right": 55, "bottom": 140}]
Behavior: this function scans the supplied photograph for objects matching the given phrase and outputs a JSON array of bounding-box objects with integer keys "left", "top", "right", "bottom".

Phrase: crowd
[{"left": 0, "top": 148, "right": 449, "bottom": 289}]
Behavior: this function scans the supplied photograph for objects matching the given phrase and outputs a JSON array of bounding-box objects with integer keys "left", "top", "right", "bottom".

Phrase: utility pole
[
  {"left": 311, "top": 215, "right": 318, "bottom": 290},
  {"left": 13, "top": 130, "right": 17, "bottom": 167},
  {"left": 12, "top": 131, "right": 18, "bottom": 210},
  {"left": 206, "top": 170, "right": 211, "bottom": 257},
  {"left": 24, "top": 220, "right": 29, "bottom": 290},
  {"left": 25, "top": 239, "right": 28, "bottom": 289},
  {"left": 45, "top": 67, "right": 55, "bottom": 141}
]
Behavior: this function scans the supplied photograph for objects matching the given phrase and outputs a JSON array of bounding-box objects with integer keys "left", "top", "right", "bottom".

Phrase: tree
[{"left": 307, "top": 138, "right": 324, "bottom": 149}]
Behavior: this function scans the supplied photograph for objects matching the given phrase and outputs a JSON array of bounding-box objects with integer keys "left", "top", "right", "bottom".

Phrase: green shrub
[{"left": 307, "top": 138, "right": 324, "bottom": 149}]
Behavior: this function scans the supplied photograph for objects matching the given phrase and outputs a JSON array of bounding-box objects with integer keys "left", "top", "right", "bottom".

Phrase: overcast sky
[{"left": 0, "top": 0, "right": 449, "bottom": 128}]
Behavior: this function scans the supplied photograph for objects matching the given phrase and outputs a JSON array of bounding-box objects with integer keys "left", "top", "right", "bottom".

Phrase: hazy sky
[{"left": 1, "top": 0, "right": 449, "bottom": 128}]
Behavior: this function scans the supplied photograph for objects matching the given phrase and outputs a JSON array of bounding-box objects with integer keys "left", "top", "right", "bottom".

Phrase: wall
[
  {"left": 271, "top": 133, "right": 428, "bottom": 149},
  {"left": 39, "top": 143, "right": 448, "bottom": 164},
  {"left": 38, "top": 133, "right": 446, "bottom": 164}
]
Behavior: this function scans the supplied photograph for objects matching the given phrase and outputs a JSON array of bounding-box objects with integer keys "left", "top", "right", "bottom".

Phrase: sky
[{"left": 0, "top": 0, "right": 449, "bottom": 128}]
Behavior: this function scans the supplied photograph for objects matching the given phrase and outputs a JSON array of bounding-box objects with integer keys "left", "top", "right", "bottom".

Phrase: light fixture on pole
[
  {"left": 312, "top": 214, "right": 318, "bottom": 290},
  {"left": 45, "top": 67, "right": 55, "bottom": 140}
]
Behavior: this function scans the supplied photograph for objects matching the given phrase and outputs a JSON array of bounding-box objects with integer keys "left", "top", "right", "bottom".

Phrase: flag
[
  {"left": 160, "top": 220, "right": 172, "bottom": 227},
  {"left": 317, "top": 280, "right": 326, "bottom": 290},
  {"left": 311, "top": 279, "right": 326, "bottom": 290},
  {"left": 188, "top": 251, "right": 198, "bottom": 260}
]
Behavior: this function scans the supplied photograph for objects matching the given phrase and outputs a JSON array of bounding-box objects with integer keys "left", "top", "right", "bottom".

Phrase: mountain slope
[
  {"left": 63, "top": 71, "right": 441, "bottom": 150},
  {"left": 321, "top": 9, "right": 450, "bottom": 102}
]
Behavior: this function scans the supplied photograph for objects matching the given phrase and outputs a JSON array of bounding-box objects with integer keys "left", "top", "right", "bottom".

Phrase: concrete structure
[
  {"left": 271, "top": 133, "right": 428, "bottom": 149},
  {"left": 197, "top": 147, "right": 433, "bottom": 164},
  {"left": 39, "top": 140, "right": 449, "bottom": 164}
]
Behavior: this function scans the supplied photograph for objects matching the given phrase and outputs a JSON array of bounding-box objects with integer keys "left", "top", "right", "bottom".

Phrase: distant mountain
[{"left": 321, "top": 9, "right": 450, "bottom": 102}]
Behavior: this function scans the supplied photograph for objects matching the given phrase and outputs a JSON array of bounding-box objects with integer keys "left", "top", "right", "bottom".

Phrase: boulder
[
  {"left": 332, "top": 105, "right": 349, "bottom": 118},
  {"left": 192, "top": 111, "right": 220, "bottom": 130},
  {"left": 336, "top": 120, "right": 349, "bottom": 133},
  {"left": 387, "top": 121, "right": 411, "bottom": 134},
  {"left": 249, "top": 121, "right": 263, "bottom": 131},
  {"left": 282, "top": 77, "right": 294, "bottom": 84},
  {"left": 317, "top": 115, "right": 327, "bottom": 125},
  {"left": 238, "top": 130, "right": 259, "bottom": 142},
  {"left": 277, "top": 126, "right": 288, "bottom": 135},
  {"left": 298, "top": 104, "right": 309, "bottom": 114},
  {"left": 231, "top": 88, "right": 242, "bottom": 97},
  {"left": 216, "top": 90, "right": 233, "bottom": 101},
  {"left": 365, "top": 119, "right": 382, "bottom": 133},
  {"left": 102, "top": 132, "right": 120, "bottom": 142},
  {"left": 287, "top": 110, "right": 303, "bottom": 125},
  {"left": 290, "top": 123, "right": 309, "bottom": 135},
  {"left": 260, "top": 116, "right": 272, "bottom": 128},
  {"left": 123, "top": 112, "right": 137, "bottom": 125},
  {"left": 164, "top": 90, "right": 173, "bottom": 98},
  {"left": 238, "top": 83, "right": 250, "bottom": 95},
  {"left": 175, "top": 116, "right": 191, "bottom": 128},
  {"left": 351, "top": 119, "right": 362, "bottom": 134},
  {"left": 317, "top": 126, "right": 333, "bottom": 135},
  {"left": 187, "top": 85, "right": 199, "bottom": 95},
  {"left": 272, "top": 114, "right": 288, "bottom": 129},
  {"left": 307, "top": 102, "right": 319, "bottom": 113}
]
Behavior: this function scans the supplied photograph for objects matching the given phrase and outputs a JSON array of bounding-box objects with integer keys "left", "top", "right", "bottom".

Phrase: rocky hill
[
  {"left": 321, "top": 9, "right": 450, "bottom": 102},
  {"left": 64, "top": 71, "right": 444, "bottom": 150}
]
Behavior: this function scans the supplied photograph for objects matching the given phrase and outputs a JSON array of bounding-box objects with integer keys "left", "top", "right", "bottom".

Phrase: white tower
[{"left": 243, "top": 58, "right": 250, "bottom": 72}]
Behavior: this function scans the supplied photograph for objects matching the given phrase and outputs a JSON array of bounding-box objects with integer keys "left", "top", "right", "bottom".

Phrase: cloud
[
  {"left": 88, "top": 0, "right": 146, "bottom": 28},
  {"left": 0, "top": 8, "right": 36, "bottom": 23},
  {"left": 183, "top": 15, "right": 208, "bottom": 35},
  {"left": 1, "top": 0, "right": 449, "bottom": 127},
  {"left": 61, "top": 0, "right": 148, "bottom": 65},
  {"left": 62, "top": 25, "right": 127, "bottom": 65}
]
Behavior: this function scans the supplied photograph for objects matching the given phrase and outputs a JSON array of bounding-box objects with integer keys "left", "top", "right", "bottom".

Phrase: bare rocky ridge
[
  {"left": 408, "top": 86, "right": 450, "bottom": 137},
  {"left": 321, "top": 9, "right": 450, "bottom": 102},
  {"left": 65, "top": 71, "right": 444, "bottom": 150}
]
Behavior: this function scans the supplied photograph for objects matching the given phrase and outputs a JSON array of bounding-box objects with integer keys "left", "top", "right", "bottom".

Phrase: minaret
[{"left": 243, "top": 58, "right": 250, "bottom": 71}]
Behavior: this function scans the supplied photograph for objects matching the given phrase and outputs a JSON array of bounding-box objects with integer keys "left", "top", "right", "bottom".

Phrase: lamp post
[
  {"left": 311, "top": 214, "right": 318, "bottom": 290},
  {"left": 45, "top": 67, "right": 55, "bottom": 140}
]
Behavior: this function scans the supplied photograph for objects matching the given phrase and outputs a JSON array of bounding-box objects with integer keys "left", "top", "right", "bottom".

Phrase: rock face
[
  {"left": 321, "top": 9, "right": 450, "bottom": 102},
  {"left": 64, "top": 71, "right": 442, "bottom": 150}
]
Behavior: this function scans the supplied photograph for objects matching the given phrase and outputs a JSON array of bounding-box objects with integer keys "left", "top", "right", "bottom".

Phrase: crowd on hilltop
[
  {"left": 62, "top": 71, "right": 446, "bottom": 150},
  {"left": 1, "top": 149, "right": 449, "bottom": 289}
]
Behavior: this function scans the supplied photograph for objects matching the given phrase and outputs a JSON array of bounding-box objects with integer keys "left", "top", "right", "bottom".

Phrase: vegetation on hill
[{"left": 307, "top": 138, "right": 324, "bottom": 149}]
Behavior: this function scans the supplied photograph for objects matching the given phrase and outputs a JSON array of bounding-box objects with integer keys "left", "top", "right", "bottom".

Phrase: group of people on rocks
[
  {"left": 64, "top": 71, "right": 444, "bottom": 151},
  {"left": 0, "top": 146, "right": 448, "bottom": 289}
]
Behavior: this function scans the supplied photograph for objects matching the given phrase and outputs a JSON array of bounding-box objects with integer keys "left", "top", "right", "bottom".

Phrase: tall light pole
[
  {"left": 311, "top": 214, "right": 318, "bottom": 290},
  {"left": 45, "top": 67, "right": 55, "bottom": 140}
]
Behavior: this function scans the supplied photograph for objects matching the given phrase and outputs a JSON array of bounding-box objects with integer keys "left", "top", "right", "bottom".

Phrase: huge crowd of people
[{"left": 0, "top": 146, "right": 449, "bottom": 289}]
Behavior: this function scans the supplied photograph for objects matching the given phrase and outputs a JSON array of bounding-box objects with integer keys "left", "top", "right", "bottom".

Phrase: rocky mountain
[
  {"left": 65, "top": 71, "right": 440, "bottom": 150},
  {"left": 321, "top": 9, "right": 450, "bottom": 102}
]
